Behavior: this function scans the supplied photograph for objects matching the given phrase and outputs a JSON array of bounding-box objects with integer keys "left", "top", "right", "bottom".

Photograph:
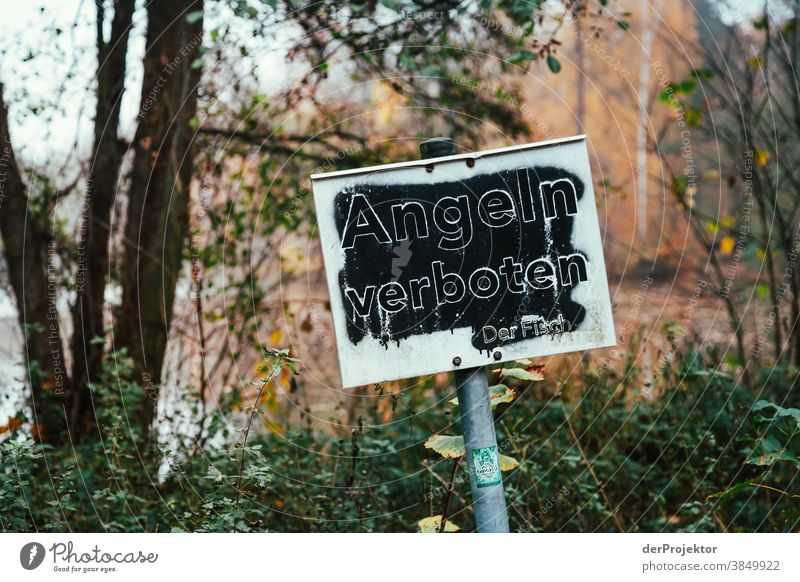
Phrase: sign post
[
  {"left": 420, "top": 138, "right": 509, "bottom": 533},
  {"left": 311, "top": 134, "right": 615, "bottom": 533}
]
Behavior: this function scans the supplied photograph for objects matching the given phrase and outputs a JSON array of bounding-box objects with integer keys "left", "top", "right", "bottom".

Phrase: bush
[{"left": 1, "top": 341, "right": 798, "bottom": 532}]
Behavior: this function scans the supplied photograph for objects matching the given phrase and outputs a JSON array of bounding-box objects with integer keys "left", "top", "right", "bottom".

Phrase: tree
[
  {"left": 0, "top": 0, "right": 204, "bottom": 444},
  {"left": 655, "top": 1, "right": 800, "bottom": 375},
  {"left": 0, "top": 0, "right": 590, "bottom": 447}
]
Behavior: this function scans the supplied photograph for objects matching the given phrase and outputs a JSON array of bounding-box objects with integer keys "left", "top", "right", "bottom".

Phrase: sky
[{"left": 0, "top": 0, "right": 767, "bottom": 164}]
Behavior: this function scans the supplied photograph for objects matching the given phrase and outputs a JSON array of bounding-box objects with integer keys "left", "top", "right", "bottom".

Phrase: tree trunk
[
  {"left": 0, "top": 84, "right": 70, "bottom": 444},
  {"left": 116, "top": 0, "right": 204, "bottom": 435},
  {"left": 69, "top": 0, "right": 135, "bottom": 439}
]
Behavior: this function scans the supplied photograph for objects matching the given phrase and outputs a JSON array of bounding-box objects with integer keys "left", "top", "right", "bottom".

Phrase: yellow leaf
[
  {"left": 418, "top": 515, "right": 460, "bottom": 533},
  {"left": 499, "top": 454, "right": 519, "bottom": 471},
  {"left": 269, "top": 329, "right": 282, "bottom": 345},
  {"left": 424, "top": 434, "right": 465, "bottom": 458},
  {"left": 720, "top": 237, "right": 736, "bottom": 255},
  {"left": 755, "top": 149, "right": 769, "bottom": 167}
]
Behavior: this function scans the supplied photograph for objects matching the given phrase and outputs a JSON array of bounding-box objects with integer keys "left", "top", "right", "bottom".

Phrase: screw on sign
[{"left": 311, "top": 136, "right": 615, "bottom": 532}]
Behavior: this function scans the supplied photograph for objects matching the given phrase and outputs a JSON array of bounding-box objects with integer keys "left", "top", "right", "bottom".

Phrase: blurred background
[{"left": 0, "top": 0, "right": 798, "bottom": 533}]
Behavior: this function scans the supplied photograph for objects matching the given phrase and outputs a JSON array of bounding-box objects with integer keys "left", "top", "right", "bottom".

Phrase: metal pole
[{"left": 420, "top": 138, "right": 510, "bottom": 533}]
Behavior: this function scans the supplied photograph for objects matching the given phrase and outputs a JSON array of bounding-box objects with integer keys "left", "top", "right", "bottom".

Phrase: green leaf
[
  {"left": 546, "top": 54, "right": 561, "bottom": 73},
  {"left": 418, "top": 515, "right": 460, "bottom": 533},
  {"left": 618, "top": 20, "right": 630, "bottom": 30},
  {"left": 685, "top": 108, "right": 701, "bottom": 126},
  {"left": 690, "top": 68, "right": 713, "bottom": 80},
  {"left": 507, "top": 51, "right": 536, "bottom": 64},
  {"left": 678, "top": 79, "right": 696, "bottom": 93},
  {"left": 185, "top": 10, "right": 203, "bottom": 24},
  {"left": 746, "top": 449, "right": 797, "bottom": 466}
]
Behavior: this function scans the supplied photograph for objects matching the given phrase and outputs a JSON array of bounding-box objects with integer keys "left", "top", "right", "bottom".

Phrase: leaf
[
  {"left": 424, "top": 435, "right": 465, "bottom": 458},
  {"left": 500, "top": 365, "right": 544, "bottom": 382},
  {"left": 507, "top": 51, "right": 536, "bottom": 64},
  {"left": 720, "top": 236, "right": 736, "bottom": 255},
  {"left": 418, "top": 515, "right": 460, "bottom": 533},
  {"left": 449, "top": 384, "right": 516, "bottom": 409},
  {"left": 752, "top": 400, "right": 800, "bottom": 427},
  {"left": 618, "top": 20, "right": 630, "bottom": 30},
  {"left": 685, "top": 108, "right": 702, "bottom": 126},
  {"left": 546, "top": 54, "right": 561, "bottom": 73},
  {"left": 690, "top": 68, "right": 713, "bottom": 80},
  {"left": 489, "top": 384, "right": 516, "bottom": 407},
  {"left": 425, "top": 435, "right": 518, "bottom": 472},
  {"left": 185, "top": 10, "right": 203, "bottom": 23},
  {"left": 499, "top": 454, "right": 519, "bottom": 471},
  {"left": 746, "top": 449, "right": 797, "bottom": 466}
]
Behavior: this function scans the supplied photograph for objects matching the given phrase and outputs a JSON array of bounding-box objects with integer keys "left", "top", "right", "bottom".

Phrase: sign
[{"left": 311, "top": 136, "right": 615, "bottom": 388}]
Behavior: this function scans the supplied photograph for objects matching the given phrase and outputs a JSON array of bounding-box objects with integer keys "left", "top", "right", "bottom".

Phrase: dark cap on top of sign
[{"left": 419, "top": 137, "right": 456, "bottom": 159}]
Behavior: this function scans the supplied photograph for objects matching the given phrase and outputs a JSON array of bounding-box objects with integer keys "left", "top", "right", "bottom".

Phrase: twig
[
  {"left": 422, "top": 461, "right": 473, "bottom": 513},
  {"left": 193, "top": 278, "right": 209, "bottom": 454},
  {"left": 438, "top": 457, "right": 461, "bottom": 533},
  {"left": 233, "top": 364, "right": 277, "bottom": 532}
]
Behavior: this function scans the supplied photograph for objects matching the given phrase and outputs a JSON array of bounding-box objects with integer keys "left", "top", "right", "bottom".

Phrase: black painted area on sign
[{"left": 332, "top": 166, "right": 588, "bottom": 354}]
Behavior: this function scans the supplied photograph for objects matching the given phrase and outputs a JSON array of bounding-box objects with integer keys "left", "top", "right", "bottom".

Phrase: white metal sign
[{"left": 311, "top": 136, "right": 615, "bottom": 388}]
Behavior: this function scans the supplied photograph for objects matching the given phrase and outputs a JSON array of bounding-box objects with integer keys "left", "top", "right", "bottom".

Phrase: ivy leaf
[
  {"left": 418, "top": 515, "right": 460, "bottom": 533},
  {"left": 546, "top": 54, "right": 561, "bottom": 73}
]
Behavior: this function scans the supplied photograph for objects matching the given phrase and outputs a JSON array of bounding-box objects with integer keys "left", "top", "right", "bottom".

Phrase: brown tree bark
[
  {"left": 116, "top": 0, "right": 204, "bottom": 435},
  {"left": 0, "top": 84, "right": 70, "bottom": 444},
  {"left": 69, "top": 0, "right": 135, "bottom": 439}
]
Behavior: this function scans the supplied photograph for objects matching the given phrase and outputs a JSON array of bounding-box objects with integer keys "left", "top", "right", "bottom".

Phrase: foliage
[{"left": 2, "top": 340, "right": 797, "bottom": 533}]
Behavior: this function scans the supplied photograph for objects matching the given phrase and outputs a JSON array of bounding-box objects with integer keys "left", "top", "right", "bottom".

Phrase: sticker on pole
[
  {"left": 471, "top": 446, "right": 502, "bottom": 488},
  {"left": 311, "top": 136, "right": 615, "bottom": 388}
]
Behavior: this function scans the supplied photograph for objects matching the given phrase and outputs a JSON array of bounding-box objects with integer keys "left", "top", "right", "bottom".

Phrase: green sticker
[{"left": 471, "top": 446, "right": 501, "bottom": 488}]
